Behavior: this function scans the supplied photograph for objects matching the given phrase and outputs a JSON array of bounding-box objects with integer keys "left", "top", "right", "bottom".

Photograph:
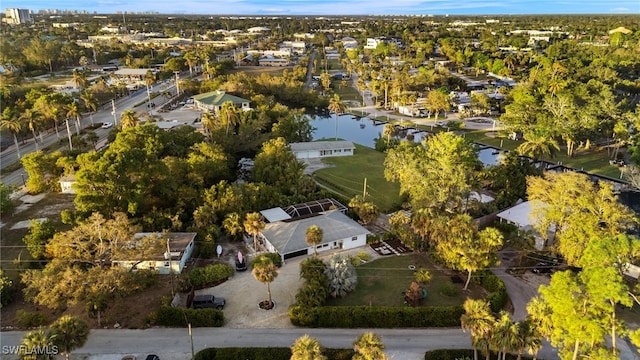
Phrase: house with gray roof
[
  {"left": 290, "top": 140, "right": 355, "bottom": 159},
  {"left": 260, "top": 209, "right": 369, "bottom": 261},
  {"left": 192, "top": 90, "right": 251, "bottom": 114}
]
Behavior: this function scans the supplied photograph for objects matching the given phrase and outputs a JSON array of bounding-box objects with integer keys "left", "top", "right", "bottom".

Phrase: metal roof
[{"left": 283, "top": 198, "right": 347, "bottom": 218}]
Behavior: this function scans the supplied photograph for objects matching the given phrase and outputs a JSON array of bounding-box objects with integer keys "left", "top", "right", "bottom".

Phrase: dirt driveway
[{"left": 195, "top": 245, "right": 379, "bottom": 328}]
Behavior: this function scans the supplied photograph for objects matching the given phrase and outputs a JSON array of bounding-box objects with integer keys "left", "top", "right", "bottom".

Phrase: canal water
[{"left": 310, "top": 113, "right": 502, "bottom": 167}]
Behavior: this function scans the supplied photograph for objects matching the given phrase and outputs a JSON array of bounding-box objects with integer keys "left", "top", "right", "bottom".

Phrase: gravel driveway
[{"left": 195, "top": 246, "right": 379, "bottom": 328}]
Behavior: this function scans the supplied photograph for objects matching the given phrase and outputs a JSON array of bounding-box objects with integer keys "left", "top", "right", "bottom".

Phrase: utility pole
[
  {"left": 363, "top": 177, "right": 367, "bottom": 200},
  {"left": 111, "top": 99, "right": 117, "bottom": 125},
  {"left": 174, "top": 71, "right": 180, "bottom": 96}
]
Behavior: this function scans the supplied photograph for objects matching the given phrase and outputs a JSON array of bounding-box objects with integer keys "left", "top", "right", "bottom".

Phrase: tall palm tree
[
  {"left": 0, "top": 113, "right": 23, "bottom": 159},
  {"left": 218, "top": 101, "right": 239, "bottom": 136},
  {"left": 80, "top": 91, "right": 98, "bottom": 126},
  {"left": 516, "top": 130, "right": 560, "bottom": 162},
  {"left": 120, "top": 109, "right": 139, "bottom": 129},
  {"left": 144, "top": 70, "right": 156, "bottom": 109},
  {"left": 201, "top": 112, "right": 216, "bottom": 135},
  {"left": 461, "top": 298, "right": 495, "bottom": 360},
  {"left": 244, "top": 212, "right": 265, "bottom": 251},
  {"left": 492, "top": 311, "right": 517, "bottom": 360},
  {"left": 352, "top": 332, "right": 388, "bottom": 360},
  {"left": 328, "top": 94, "right": 346, "bottom": 141},
  {"left": 50, "top": 315, "right": 90, "bottom": 360},
  {"left": 305, "top": 225, "right": 323, "bottom": 256},
  {"left": 290, "top": 334, "right": 327, "bottom": 360},
  {"left": 65, "top": 101, "right": 82, "bottom": 136},
  {"left": 19, "top": 328, "right": 56, "bottom": 360},
  {"left": 19, "top": 108, "right": 42, "bottom": 151},
  {"left": 252, "top": 256, "right": 278, "bottom": 307}
]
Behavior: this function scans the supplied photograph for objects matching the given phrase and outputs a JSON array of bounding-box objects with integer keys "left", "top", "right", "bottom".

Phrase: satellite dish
[{"left": 216, "top": 244, "right": 223, "bottom": 257}]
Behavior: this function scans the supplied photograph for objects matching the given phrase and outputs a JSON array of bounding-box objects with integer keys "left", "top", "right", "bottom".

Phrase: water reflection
[
  {"left": 310, "top": 114, "right": 429, "bottom": 148},
  {"left": 310, "top": 114, "right": 501, "bottom": 167}
]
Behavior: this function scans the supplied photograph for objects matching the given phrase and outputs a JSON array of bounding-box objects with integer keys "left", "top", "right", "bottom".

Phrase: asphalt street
[{"left": 0, "top": 80, "right": 178, "bottom": 187}]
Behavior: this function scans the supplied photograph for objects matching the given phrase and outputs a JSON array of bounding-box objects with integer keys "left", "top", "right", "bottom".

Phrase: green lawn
[
  {"left": 462, "top": 130, "right": 622, "bottom": 178},
  {"left": 313, "top": 144, "right": 401, "bottom": 212},
  {"left": 326, "top": 254, "right": 486, "bottom": 307}
]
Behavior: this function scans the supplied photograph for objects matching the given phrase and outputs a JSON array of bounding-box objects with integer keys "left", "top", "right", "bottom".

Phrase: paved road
[
  {"left": 1, "top": 327, "right": 564, "bottom": 360},
  {"left": 0, "top": 80, "right": 178, "bottom": 187}
]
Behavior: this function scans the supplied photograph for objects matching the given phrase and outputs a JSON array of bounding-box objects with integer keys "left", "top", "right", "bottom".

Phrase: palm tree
[
  {"left": 305, "top": 225, "right": 323, "bottom": 256},
  {"left": 252, "top": 256, "right": 278, "bottom": 307},
  {"left": 218, "top": 101, "right": 239, "bottom": 136},
  {"left": 328, "top": 94, "right": 346, "bottom": 141},
  {"left": 353, "top": 332, "right": 387, "bottom": 360},
  {"left": 50, "top": 315, "right": 90, "bottom": 360},
  {"left": 0, "top": 113, "right": 23, "bottom": 159},
  {"left": 492, "top": 311, "right": 517, "bottom": 360},
  {"left": 244, "top": 212, "right": 265, "bottom": 251},
  {"left": 19, "top": 108, "right": 42, "bottom": 151},
  {"left": 290, "top": 334, "right": 327, "bottom": 360},
  {"left": 72, "top": 68, "right": 88, "bottom": 89},
  {"left": 80, "top": 91, "right": 98, "bottom": 126},
  {"left": 65, "top": 101, "right": 82, "bottom": 136},
  {"left": 19, "top": 328, "right": 56, "bottom": 360},
  {"left": 183, "top": 51, "right": 199, "bottom": 76},
  {"left": 461, "top": 299, "right": 495, "bottom": 360},
  {"left": 120, "top": 109, "right": 139, "bottom": 129},
  {"left": 145, "top": 70, "right": 156, "bottom": 109},
  {"left": 410, "top": 208, "right": 435, "bottom": 248},
  {"left": 516, "top": 130, "right": 560, "bottom": 162}
]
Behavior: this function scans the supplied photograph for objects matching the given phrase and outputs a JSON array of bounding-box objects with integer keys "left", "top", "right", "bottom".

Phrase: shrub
[
  {"left": 425, "top": 350, "right": 533, "bottom": 360},
  {"left": 291, "top": 305, "right": 464, "bottom": 328},
  {"left": 299, "top": 257, "right": 326, "bottom": 283},
  {"left": 16, "top": 310, "right": 49, "bottom": 328},
  {"left": 0, "top": 270, "right": 14, "bottom": 308},
  {"left": 149, "top": 306, "right": 224, "bottom": 327},
  {"left": 350, "top": 251, "right": 372, "bottom": 267},
  {"left": 472, "top": 271, "right": 508, "bottom": 312},
  {"left": 194, "top": 347, "right": 354, "bottom": 360},
  {"left": 438, "top": 282, "right": 460, "bottom": 297},
  {"left": 414, "top": 268, "right": 432, "bottom": 283},
  {"left": 179, "top": 264, "right": 233, "bottom": 291}
]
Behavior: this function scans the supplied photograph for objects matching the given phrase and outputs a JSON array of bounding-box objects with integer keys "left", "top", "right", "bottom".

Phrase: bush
[
  {"left": 179, "top": 264, "right": 233, "bottom": 291},
  {"left": 425, "top": 350, "right": 533, "bottom": 360},
  {"left": 16, "top": 310, "right": 49, "bottom": 328},
  {"left": 194, "top": 347, "right": 354, "bottom": 360},
  {"left": 472, "top": 271, "right": 508, "bottom": 312},
  {"left": 350, "top": 251, "right": 371, "bottom": 267},
  {"left": 299, "top": 257, "right": 326, "bottom": 283},
  {"left": 290, "top": 305, "right": 464, "bottom": 328},
  {"left": 438, "top": 282, "right": 460, "bottom": 297},
  {"left": 149, "top": 306, "right": 224, "bottom": 327}
]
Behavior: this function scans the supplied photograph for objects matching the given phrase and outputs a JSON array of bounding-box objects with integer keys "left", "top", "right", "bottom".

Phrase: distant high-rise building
[{"left": 4, "top": 8, "right": 34, "bottom": 24}]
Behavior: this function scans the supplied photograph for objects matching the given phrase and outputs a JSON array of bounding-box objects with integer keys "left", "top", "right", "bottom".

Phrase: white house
[
  {"left": 260, "top": 209, "right": 370, "bottom": 261},
  {"left": 290, "top": 140, "right": 355, "bottom": 159},
  {"left": 496, "top": 200, "right": 554, "bottom": 250},
  {"left": 113, "top": 232, "right": 196, "bottom": 275}
]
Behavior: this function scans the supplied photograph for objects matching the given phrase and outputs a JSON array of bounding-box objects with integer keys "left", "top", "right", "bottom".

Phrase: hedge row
[
  {"left": 288, "top": 271, "right": 508, "bottom": 328},
  {"left": 179, "top": 264, "right": 234, "bottom": 291},
  {"left": 194, "top": 347, "right": 354, "bottom": 360},
  {"left": 149, "top": 306, "right": 224, "bottom": 327},
  {"left": 289, "top": 305, "right": 465, "bottom": 328},
  {"left": 424, "top": 349, "right": 534, "bottom": 360},
  {"left": 471, "top": 271, "right": 509, "bottom": 313}
]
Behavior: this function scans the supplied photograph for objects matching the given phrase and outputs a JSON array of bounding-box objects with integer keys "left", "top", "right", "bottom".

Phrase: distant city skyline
[{"left": 3, "top": 0, "right": 639, "bottom": 16}]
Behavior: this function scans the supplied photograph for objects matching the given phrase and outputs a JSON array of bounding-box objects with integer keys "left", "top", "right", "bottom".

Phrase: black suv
[{"left": 192, "top": 294, "right": 226, "bottom": 310}]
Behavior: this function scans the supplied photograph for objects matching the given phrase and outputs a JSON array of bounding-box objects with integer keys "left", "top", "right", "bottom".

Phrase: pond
[{"left": 310, "top": 113, "right": 502, "bottom": 167}]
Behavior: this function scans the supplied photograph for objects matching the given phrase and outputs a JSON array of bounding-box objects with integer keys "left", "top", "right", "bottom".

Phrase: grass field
[
  {"left": 326, "top": 254, "right": 486, "bottom": 307},
  {"left": 313, "top": 144, "right": 401, "bottom": 212}
]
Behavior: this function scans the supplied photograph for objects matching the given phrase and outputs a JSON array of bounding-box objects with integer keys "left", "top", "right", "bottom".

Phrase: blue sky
[{"left": 4, "top": 0, "right": 639, "bottom": 15}]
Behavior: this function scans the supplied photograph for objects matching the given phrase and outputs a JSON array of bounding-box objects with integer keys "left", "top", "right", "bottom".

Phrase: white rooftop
[{"left": 260, "top": 207, "right": 292, "bottom": 223}]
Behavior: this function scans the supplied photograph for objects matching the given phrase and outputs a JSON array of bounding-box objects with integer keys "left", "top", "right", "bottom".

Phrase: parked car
[
  {"left": 531, "top": 262, "right": 553, "bottom": 275},
  {"left": 145, "top": 355, "right": 159, "bottom": 360},
  {"left": 192, "top": 294, "right": 225, "bottom": 310},
  {"left": 101, "top": 122, "right": 113, "bottom": 129}
]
